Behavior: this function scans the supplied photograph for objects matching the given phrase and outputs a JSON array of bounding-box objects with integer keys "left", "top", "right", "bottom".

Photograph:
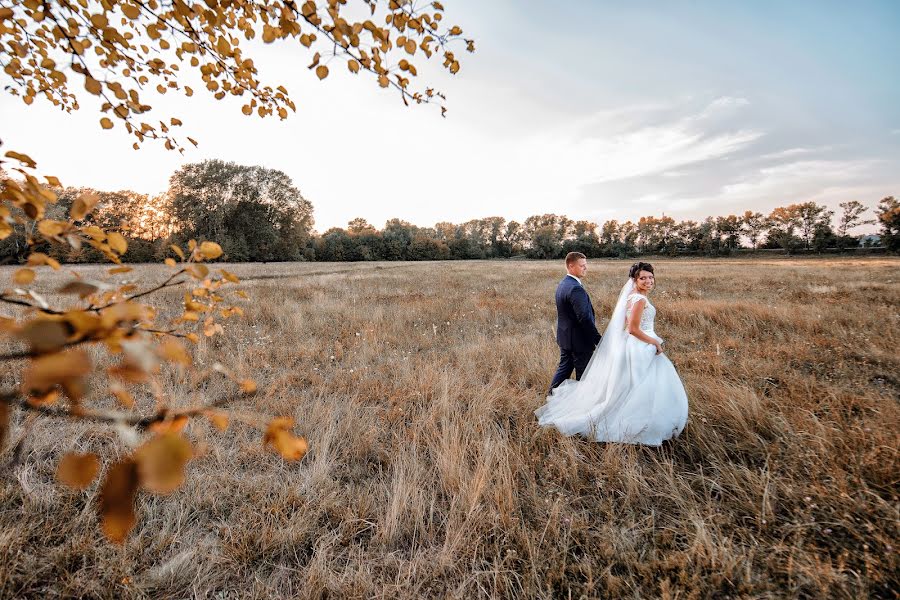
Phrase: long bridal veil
[{"left": 535, "top": 278, "right": 636, "bottom": 437}]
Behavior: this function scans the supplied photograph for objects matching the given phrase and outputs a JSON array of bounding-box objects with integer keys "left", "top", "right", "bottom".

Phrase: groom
[{"left": 548, "top": 252, "right": 602, "bottom": 393}]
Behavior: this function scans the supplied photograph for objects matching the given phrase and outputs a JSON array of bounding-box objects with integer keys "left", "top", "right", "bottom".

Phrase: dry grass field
[{"left": 1, "top": 257, "right": 898, "bottom": 599}]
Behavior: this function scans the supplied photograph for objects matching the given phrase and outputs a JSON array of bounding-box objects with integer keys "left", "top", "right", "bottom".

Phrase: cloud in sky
[{"left": 1, "top": 0, "right": 898, "bottom": 231}]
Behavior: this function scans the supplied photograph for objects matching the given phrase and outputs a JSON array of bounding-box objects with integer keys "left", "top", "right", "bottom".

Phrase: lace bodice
[{"left": 626, "top": 294, "right": 655, "bottom": 332}]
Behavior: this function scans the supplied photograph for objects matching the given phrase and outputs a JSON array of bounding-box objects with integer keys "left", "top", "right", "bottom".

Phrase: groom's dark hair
[{"left": 565, "top": 252, "right": 586, "bottom": 266}]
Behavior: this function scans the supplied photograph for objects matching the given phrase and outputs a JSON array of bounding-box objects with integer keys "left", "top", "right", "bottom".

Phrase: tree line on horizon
[{"left": 2, "top": 159, "right": 897, "bottom": 265}]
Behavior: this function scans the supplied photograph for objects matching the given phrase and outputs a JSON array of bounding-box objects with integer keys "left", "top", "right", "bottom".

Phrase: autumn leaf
[
  {"left": 240, "top": 379, "right": 257, "bottom": 395},
  {"left": 19, "top": 320, "right": 69, "bottom": 354},
  {"left": 134, "top": 433, "right": 192, "bottom": 494},
  {"left": 315, "top": 65, "right": 329, "bottom": 80},
  {"left": 27, "top": 252, "right": 61, "bottom": 270},
  {"left": 57, "top": 453, "right": 100, "bottom": 489},
  {"left": 70, "top": 193, "right": 100, "bottom": 221},
  {"left": 158, "top": 339, "right": 191, "bottom": 365},
  {"left": 59, "top": 280, "right": 100, "bottom": 298},
  {"left": 99, "top": 459, "right": 140, "bottom": 543},
  {"left": 219, "top": 269, "right": 240, "bottom": 283},
  {"left": 4, "top": 151, "right": 36, "bottom": 168},
  {"left": 13, "top": 268, "right": 35, "bottom": 285},
  {"left": 107, "top": 232, "right": 128, "bottom": 254},
  {"left": 264, "top": 417, "right": 308, "bottom": 461},
  {"left": 206, "top": 411, "right": 229, "bottom": 432},
  {"left": 148, "top": 415, "right": 189, "bottom": 435},
  {"left": 198, "top": 241, "right": 223, "bottom": 260},
  {"left": 23, "top": 350, "right": 92, "bottom": 401}
]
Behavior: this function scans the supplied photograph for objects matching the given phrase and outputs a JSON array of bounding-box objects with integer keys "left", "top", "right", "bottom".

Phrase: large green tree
[{"left": 168, "top": 160, "right": 314, "bottom": 261}]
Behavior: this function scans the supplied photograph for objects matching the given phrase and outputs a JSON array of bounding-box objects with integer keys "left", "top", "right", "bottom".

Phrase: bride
[{"left": 535, "top": 262, "right": 688, "bottom": 445}]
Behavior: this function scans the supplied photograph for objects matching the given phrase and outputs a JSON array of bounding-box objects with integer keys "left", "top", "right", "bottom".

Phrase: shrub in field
[{"left": 0, "top": 0, "right": 472, "bottom": 542}]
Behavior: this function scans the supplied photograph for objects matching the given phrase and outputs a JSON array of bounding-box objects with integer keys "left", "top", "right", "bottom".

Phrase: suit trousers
[{"left": 548, "top": 347, "right": 593, "bottom": 393}]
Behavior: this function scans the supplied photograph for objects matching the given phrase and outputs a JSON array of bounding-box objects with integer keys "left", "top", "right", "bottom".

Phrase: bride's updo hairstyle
[{"left": 629, "top": 262, "right": 654, "bottom": 280}]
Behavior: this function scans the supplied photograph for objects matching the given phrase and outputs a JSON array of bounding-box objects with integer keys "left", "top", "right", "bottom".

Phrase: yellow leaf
[
  {"left": 315, "top": 65, "right": 329, "bottom": 80},
  {"left": 107, "top": 232, "right": 128, "bottom": 254},
  {"left": 240, "top": 379, "right": 257, "bottom": 394},
  {"left": 198, "top": 241, "right": 223, "bottom": 260},
  {"left": 206, "top": 411, "right": 229, "bottom": 432},
  {"left": 219, "top": 269, "right": 240, "bottom": 283},
  {"left": 164, "top": 258, "right": 177, "bottom": 267},
  {"left": 158, "top": 339, "right": 191, "bottom": 365},
  {"left": 19, "top": 320, "right": 69, "bottom": 354},
  {"left": 23, "top": 350, "right": 92, "bottom": 400},
  {"left": 4, "top": 151, "right": 36, "bottom": 168},
  {"left": 108, "top": 266, "right": 132, "bottom": 274},
  {"left": 58, "top": 280, "right": 100, "bottom": 298},
  {"left": 37, "top": 219, "right": 68, "bottom": 237},
  {"left": 121, "top": 3, "right": 141, "bottom": 19},
  {"left": 147, "top": 415, "right": 188, "bottom": 435},
  {"left": 170, "top": 244, "right": 185, "bottom": 259},
  {"left": 99, "top": 459, "right": 139, "bottom": 543},
  {"left": 185, "top": 332, "right": 199, "bottom": 344},
  {"left": 404, "top": 39, "right": 417, "bottom": 55},
  {"left": 13, "top": 268, "right": 35, "bottom": 285},
  {"left": 347, "top": 59, "right": 360, "bottom": 73},
  {"left": 57, "top": 452, "right": 100, "bottom": 489},
  {"left": 110, "top": 383, "right": 134, "bottom": 408},
  {"left": 27, "top": 252, "right": 61, "bottom": 270},
  {"left": 70, "top": 193, "right": 100, "bottom": 221},
  {"left": 135, "top": 433, "right": 192, "bottom": 494},
  {"left": 264, "top": 418, "right": 308, "bottom": 461},
  {"left": 85, "top": 77, "right": 102, "bottom": 95},
  {"left": 100, "top": 117, "right": 114, "bottom": 129}
]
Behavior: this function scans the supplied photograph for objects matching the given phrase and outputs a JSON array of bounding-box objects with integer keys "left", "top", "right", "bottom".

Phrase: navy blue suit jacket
[{"left": 555, "top": 276, "right": 602, "bottom": 353}]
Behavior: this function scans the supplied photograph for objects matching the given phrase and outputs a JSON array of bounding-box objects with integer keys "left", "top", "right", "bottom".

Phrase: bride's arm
[{"left": 627, "top": 299, "right": 663, "bottom": 355}]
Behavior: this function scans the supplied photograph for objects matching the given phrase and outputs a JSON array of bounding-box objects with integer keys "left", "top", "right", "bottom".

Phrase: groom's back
[{"left": 556, "top": 277, "right": 579, "bottom": 349}]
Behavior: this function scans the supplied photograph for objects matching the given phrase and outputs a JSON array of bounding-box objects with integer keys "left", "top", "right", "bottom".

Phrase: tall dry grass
[{"left": 0, "top": 258, "right": 897, "bottom": 599}]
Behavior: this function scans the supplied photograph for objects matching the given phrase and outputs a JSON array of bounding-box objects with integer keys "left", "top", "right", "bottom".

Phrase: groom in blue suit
[{"left": 549, "top": 252, "right": 602, "bottom": 393}]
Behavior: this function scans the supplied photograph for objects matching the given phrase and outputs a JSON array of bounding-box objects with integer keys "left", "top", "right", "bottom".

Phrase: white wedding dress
[{"left": 535, "top": 279, "right": 688, "bottom": 445}]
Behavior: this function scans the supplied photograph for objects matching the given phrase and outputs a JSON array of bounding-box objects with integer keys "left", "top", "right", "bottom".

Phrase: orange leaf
[
  {"left": 70, "top": 193, "right": 100, "bottom": 221},
  {"left": 99, "top": 459, "right": 139, "bottom": 543},
  {"left": 19, "top": 319, "right": 69, "bottom": 353},
  {"left": 158, "top": 339, "right": 191, "bottom": 365},
  {"left": 264, "top": 418, "right": 308, "bottom": 461},
  {"left": 239, "top": 379, "right": 257, "bottom": 394},
  {"left": 134, "top": 433, "right": 192, "bottom": 494},
  {"left": 198, "top": 241, "right": 223, "bottom": 260},
  {"left": 13, "top": 268, "right": 35, "bottom": 285},
  {"left": 206, "top": 411, "right": 229, "bottom": 432},
  {"left": 148, "top": 415, "right": 188, "bottom": 435},
  {"left": 107, "top": 232, "right": 128, "bottom": 254},
  {"left": 57, "top": 452, "right": 100, "bottom": 489},
  {"left": 23, "top": 350, "right": 91, "bottom": 400}
]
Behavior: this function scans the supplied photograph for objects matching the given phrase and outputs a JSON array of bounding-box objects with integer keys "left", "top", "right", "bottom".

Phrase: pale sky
[{"left": 2, "top": 0, "right": 898, "bottom": 233}]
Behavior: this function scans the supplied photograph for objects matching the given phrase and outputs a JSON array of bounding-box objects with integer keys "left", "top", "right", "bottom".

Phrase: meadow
[{"left": 0, "top": 257, "right": 897, "bottom": 599}]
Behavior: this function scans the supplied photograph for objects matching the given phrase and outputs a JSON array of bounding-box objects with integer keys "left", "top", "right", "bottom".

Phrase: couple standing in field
[{"left": 535, "top": 253, "right": 689, "bottom": 445}]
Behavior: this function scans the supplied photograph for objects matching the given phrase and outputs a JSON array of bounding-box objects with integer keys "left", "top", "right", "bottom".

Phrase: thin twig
[{"left": 0, "top": 389, "right": 241, "bottom": 430}]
